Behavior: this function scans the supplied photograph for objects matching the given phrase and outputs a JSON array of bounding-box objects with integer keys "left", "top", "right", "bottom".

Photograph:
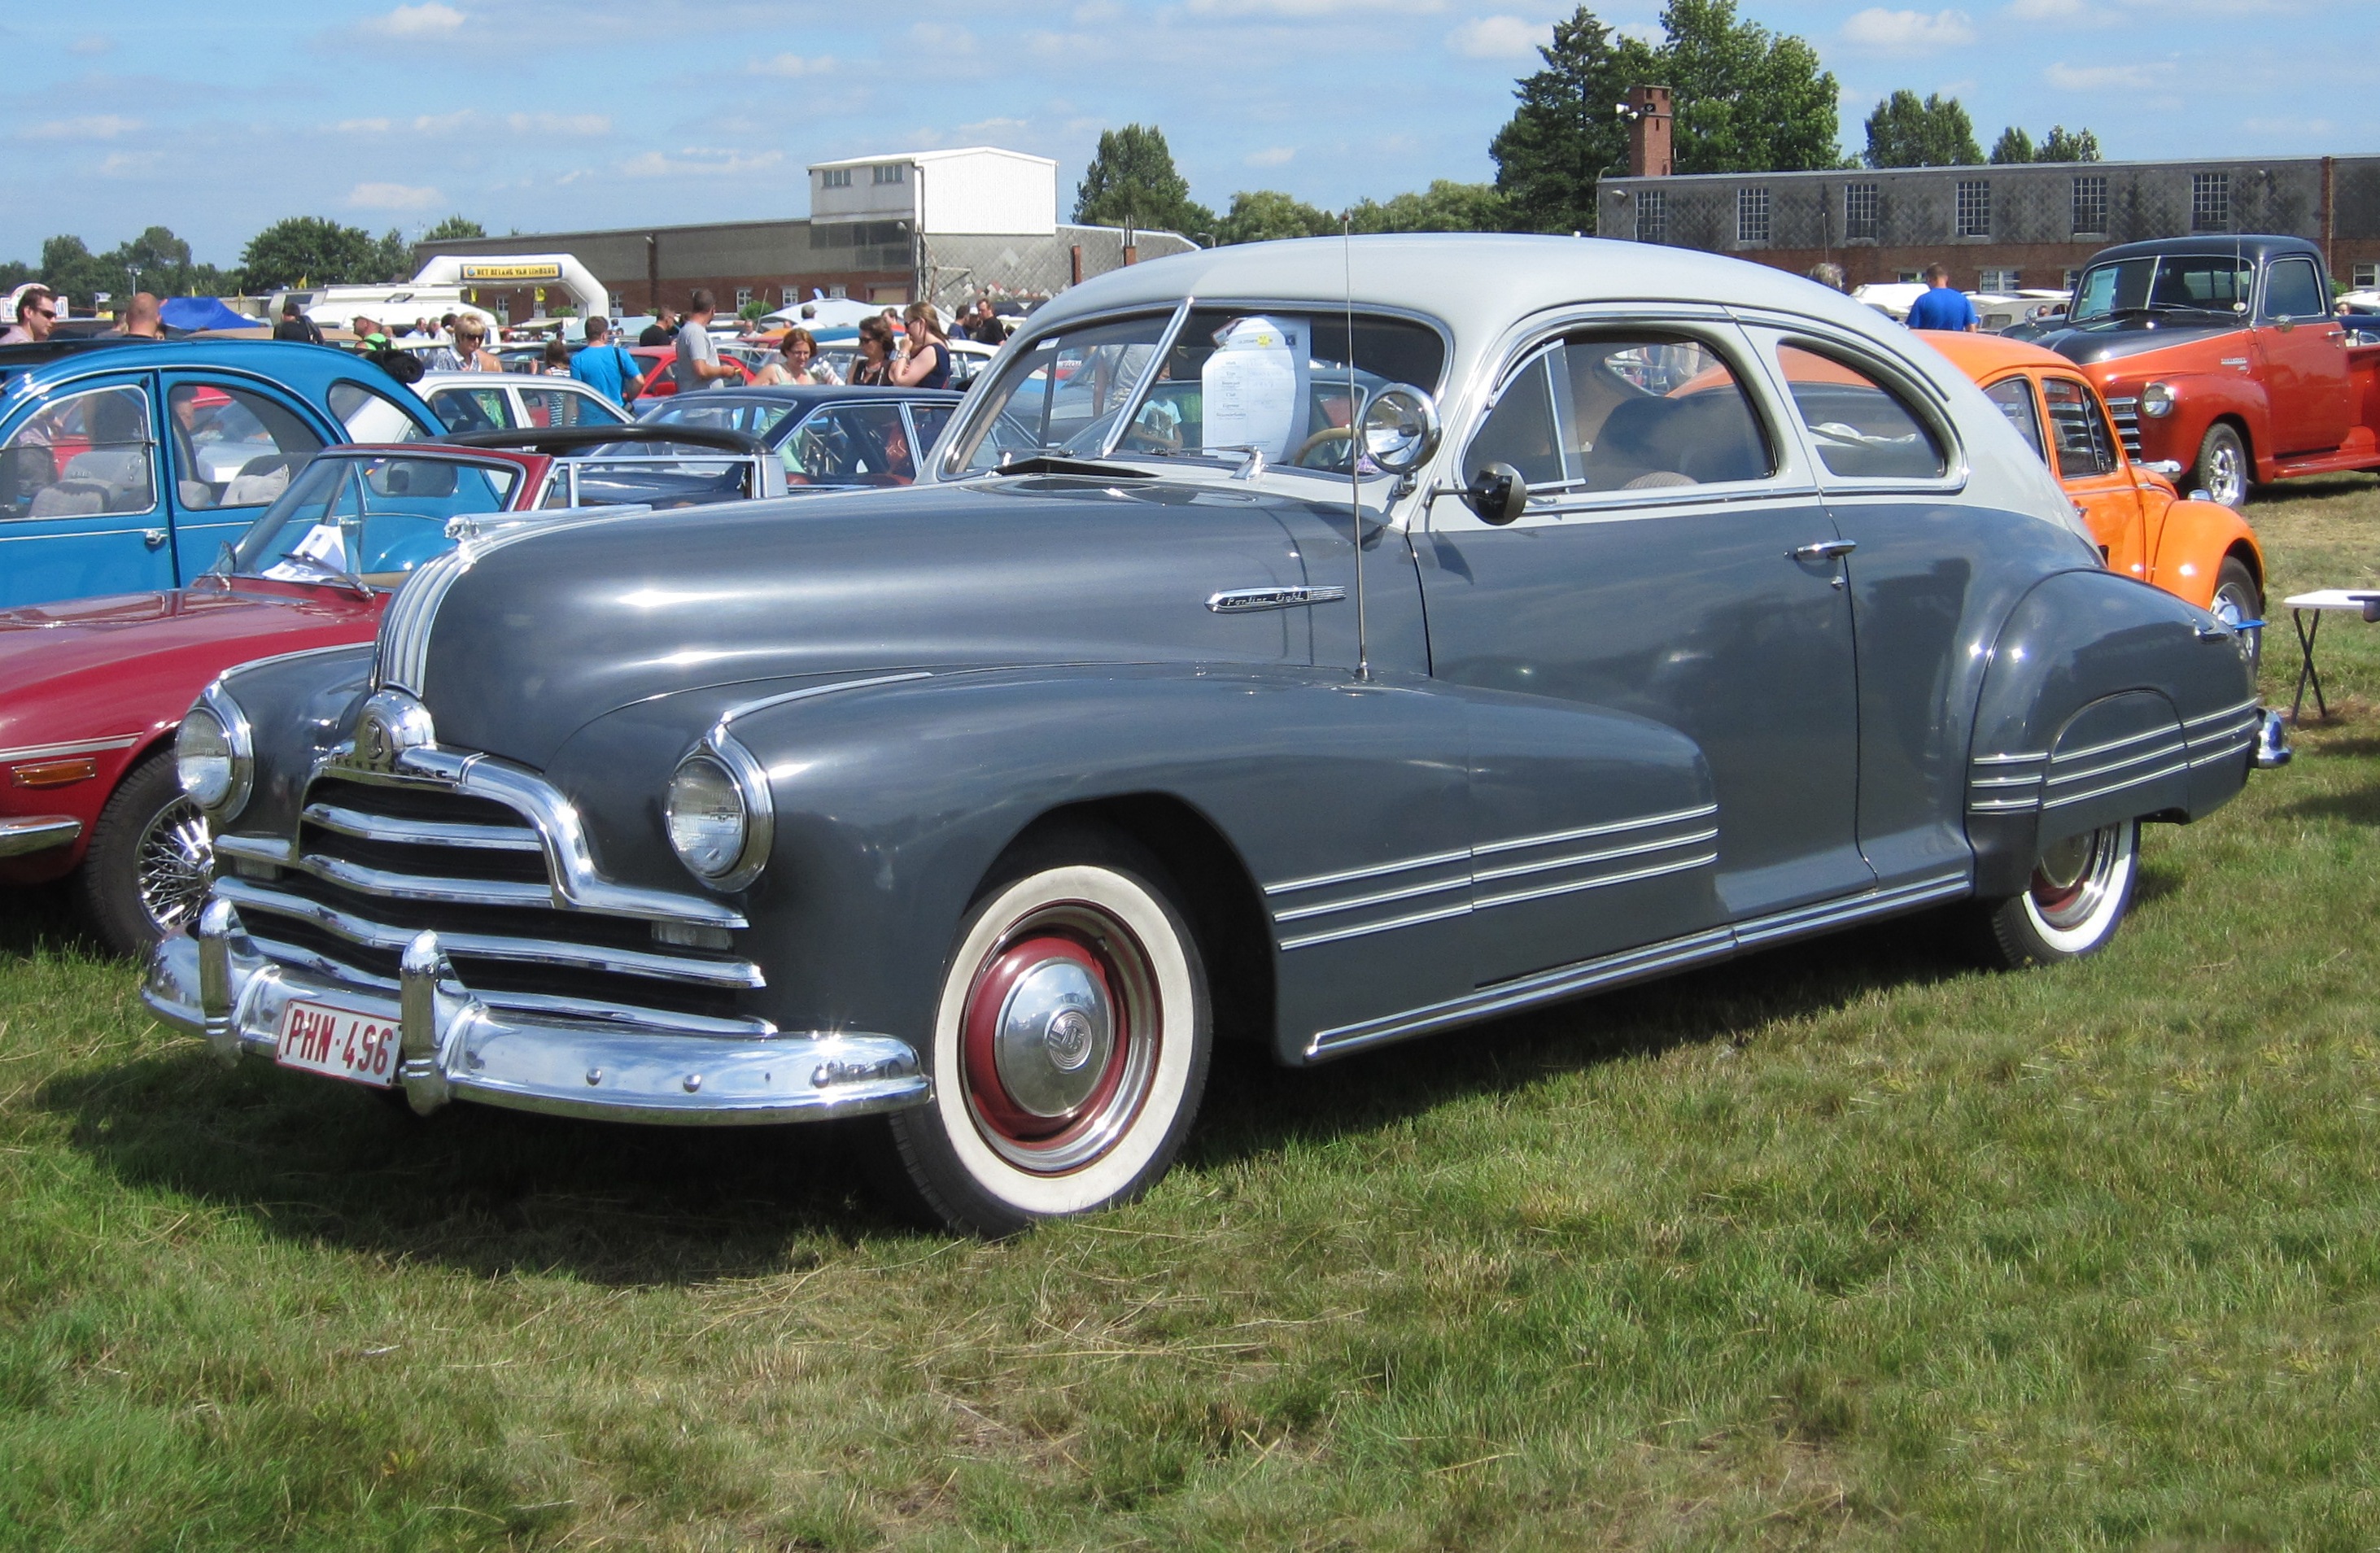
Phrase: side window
[
  {"left": 326, "top": 380, "right": 428, "bottom": 443},
  {"left": 522, "top": 386, "right": 623, "bottom": 428},
  {"left": 909, "top": 404, "right": 954, "bottom": 453},
  {"left": 1984, "top": 377, "right": 2046, "bottom": 460},
  {"left": 0, "top": 384, "right": 156, "bottom": 520},
  {"left": 168, "top": 382, "right": 325, "bottom": 510},
  {"left": 1463, "top": 350, "right": 1564, "bottom": 490},
  {"left": 427, "top": 387, "right": 501, "bottom": 434},
  {"left": 1776, "top": 345, "right": 1947, "bottom": 480},
  {"left": 2042, "top": 377, "right": 2116, "bottom": 478},
  {"left": 2264, "top": 258, "right": 2325, "bottom": 323},
  {"left": 784, "top": 404, "right": 916, "bottom": 484}
]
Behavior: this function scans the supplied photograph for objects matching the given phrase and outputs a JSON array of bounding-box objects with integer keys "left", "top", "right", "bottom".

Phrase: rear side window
[
  {"left": 1777, "top": 345, "right": 1946, "bottom": 480},
  {"left": 1985, "top": 377, "right": 2045, "bottom": 460},
  {"left": 428, "top": 387, "right": 504, "bottom": 434},
  {"left": 785, "top": 404, "right": 917, "bottom": 485},
  {"left": 170, "top": 382, "right": 326, "bottom": 509},
  {"left": 327, "top": 381, "right": 427, "bottom": 443},
  {"left": 1464, "top": 333, "right": 1775, "bottom": 500},
  {"left": 520, "top": 384, "right": 622, "bottom": 429},
  {"left": 2042, "top": 377, "right": 2117, "bottom": 478}
]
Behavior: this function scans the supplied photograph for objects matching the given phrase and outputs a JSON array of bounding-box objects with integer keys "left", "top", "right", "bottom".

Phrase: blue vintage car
[
  {"left": 145, "top": 237, "right": 2266, "bottom": 1234},
  {"left": 0, "top": 339, "right": 439, "bottom": 608}
]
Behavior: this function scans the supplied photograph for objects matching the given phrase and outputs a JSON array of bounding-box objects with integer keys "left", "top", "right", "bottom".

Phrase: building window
[
  {"left": 1635, "top": 188, "right": 1666, "bottom": 244},
  {"left": 2063, "top": 268, "right": 2081, "bottom": 292},
  {"left": 1978, "top": 268, "right": 2020, "bottom": 293},
  {"left": 2356, "top": 264, "right": 2379, "bottom": 290},
  {"left": 820, "top": 168, "right": 852, "bottom": 189},
  {"left": 2072, "top": 175, "right": 2107, "bottom": 235},
  {"left": 1956, "top": 179, "right": 1991, "bottom": 238},
  {"left": 782, "top": 286, "right": 800, "bottom": 307},
  {"left": 872, "top": 163, "right": 906, "bottom": 185},
  {"left": 2192, "top": 171, "right": 2230, "bottom": 233},
  {"left": 735, "top": 287, "right": 753, "bottom": 311},
  {"left": 1736, "top": 185, "right": 1770, "bottom": 246},
  {"left": 1897, "top": 270, "right": 1924, "bottom": 284},
  {"left": 1843, "top": 181, "right": 1878, "bottom": 241},
  {"left": 828, "top": 283, "right": 848, "bottom": 299}
]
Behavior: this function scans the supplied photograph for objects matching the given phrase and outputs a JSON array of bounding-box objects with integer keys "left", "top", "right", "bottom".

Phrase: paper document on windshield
[
  {"left": 1201, "top": 316, "right": 1307, "bottom": 458},
  {"left": 262, "top": 521, "right": 350, "bottom": 582}
]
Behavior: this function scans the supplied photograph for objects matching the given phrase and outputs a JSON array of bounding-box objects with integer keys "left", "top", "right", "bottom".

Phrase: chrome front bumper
[
  {"left": 0, "top": 815, "right": 80, "bottom": 858},
  {"left": 142, "top": 899, "right": 931, "bottom": 1124}
]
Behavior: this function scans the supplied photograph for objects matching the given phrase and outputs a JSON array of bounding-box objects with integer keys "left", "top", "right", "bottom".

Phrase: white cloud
[
  {"left": 508, "top": 111, "right": 609, "bottom": 136},
  {"left": 347, "top": 181, "right": 442, "bottom": 209},
  {"left": 911, "top": 21, "right": 975, "bottom": 52},
  {"left": 99, "top": 151, "right": 159, "bottom": 178},
  {"left": 1448, "top": 15, "right": 1550, "bottom": 59},
  {"left": 2006, "top": 0, "right": 2092, "bottom": 15},
  {"left": 362, "top": 2, "right": 465, "bottom": 37},
  {"left": 747, "top": 52, "right": 835, "bottom": 76},
  {"left": 411, "top": 110, "right": 478, "bottom": 134},
  {"left": 1841, "top": 7, "right": 1977, "bottom": 52},
  {"left": 68, "top": 34, "right": 113, "bottom": 55},
  {"left": 20, "top": 115, "right": 142, "bottom": 141},
  {"left": 1245, "top": 146, "right": 1295, "bottom": 166},
  {"left": 619, "top": 147, "right": 786, "bottom": 178},
  {"left": 2044, "top": 59, "right": 2168, "bottom": 89}
]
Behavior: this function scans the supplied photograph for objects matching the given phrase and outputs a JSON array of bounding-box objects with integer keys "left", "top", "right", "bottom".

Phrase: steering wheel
[
  {"left": 1292, "top": 425, "right": 1354, "bottom": 469},
  {"left": 1117, "top": 425, "right": 1180, "bottom": 455}
]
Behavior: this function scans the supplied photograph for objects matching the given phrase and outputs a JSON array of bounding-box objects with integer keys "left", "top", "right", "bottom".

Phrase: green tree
[
  {"left": 1491, "top": 3, "right": 1838, "bottom": 235},
  {"left": 1489, "top": 9, "right": 1648, "bottom": 234},
  {"left": 1073, "top": 125, "right": 1216, "bottom": 238},
  {"left": 1863, "top": 90, "right": 1981, "bottom": 168},
  {"left": 237, "top": 217, "right": 382, "bottom": 292},
  {"left": 370, "top": 228, "right": 415, "bottom": 283},
  {"left": 1659, "top": 0, "right": 1840, "bottom": 175},
  {"left": 422, "top": 214, "right": 486, "bottom": 242},
  {"left": 1990, "top": 125, "right": 2035, "bottom": 164},
  {"left": 1347, "top": 180, "right": 1510, "bottom": 233},
  {"left": 0, "top": 260, "right": 32, "bottom": 292},
  {"left": 40, "top": 235, "right": 120, "bottom": 310},
  {"left": 1212, "top": 190, "right": 1338, "bottom": 246},
  {"left": 2038, "top": 124, "right": 2101, "bottom": 163}
]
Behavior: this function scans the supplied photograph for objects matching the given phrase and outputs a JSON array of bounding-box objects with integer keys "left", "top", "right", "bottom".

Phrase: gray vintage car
[{"left": 144, "top": 236, "right": 2264, "bottom": 1234}]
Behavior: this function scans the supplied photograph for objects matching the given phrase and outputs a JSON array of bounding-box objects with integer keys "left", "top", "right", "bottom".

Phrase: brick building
[
  {"left": 412, "top": 146, "right": 1195, "bottom": 323},
  {"left": 1594, "top": 90, "right": 2380, "bottom": 294}
]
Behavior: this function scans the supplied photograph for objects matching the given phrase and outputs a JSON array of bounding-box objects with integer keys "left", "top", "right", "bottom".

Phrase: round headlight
[
  {"left": 2140, "top": 381, "right": 2175, "bottom": 417},
  {"left": 666, "top": 743, "right": 771, "bottom": 889},
  {"left": 176, "top": 708, "right": 234, "bottom": 808}
]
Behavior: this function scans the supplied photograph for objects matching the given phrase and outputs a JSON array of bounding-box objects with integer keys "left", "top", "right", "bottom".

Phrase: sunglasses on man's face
[{"left": 25, "top": 307, "right": 54, "bottom": 320}]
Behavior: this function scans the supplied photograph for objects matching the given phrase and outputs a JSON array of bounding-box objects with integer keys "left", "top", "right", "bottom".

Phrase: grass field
[{"left": 6, "top": 480, "right": 2380, "bottom": 1549}]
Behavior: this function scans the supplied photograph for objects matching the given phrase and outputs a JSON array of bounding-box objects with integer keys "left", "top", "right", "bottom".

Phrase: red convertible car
[{"left": 0, "top": 426, "right": 772, "bottom": 954}]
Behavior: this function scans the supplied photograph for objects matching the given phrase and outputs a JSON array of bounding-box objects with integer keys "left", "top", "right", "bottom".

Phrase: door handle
[
  {"left": 142, "top": 528, "right": 168, "bottom": 550},
  {"left": 1789, "top": 539, "right": 1856, "bottom": 561}
]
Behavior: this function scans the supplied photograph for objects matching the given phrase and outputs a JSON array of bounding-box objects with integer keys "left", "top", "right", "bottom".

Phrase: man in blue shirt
[
  {"left": 1906, "top": 264, "right": 1979, "bottom": 332},
  {"left": 569, "top": 314, "right": 645, "bottom": 407}
]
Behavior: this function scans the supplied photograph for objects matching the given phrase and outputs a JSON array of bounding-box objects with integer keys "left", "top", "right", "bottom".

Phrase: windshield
[
  {"left": 231, "top": 454, "right": 520, "bottom": 585},
  {"left": 2072, "top": 255, "right": 2253, "bottom": 322},
  {"left": 638, "top": 395, "right": 803, "bottom": 442},
  {"left": 945, "top": 306, "right": 1446, "bottom": 477}
]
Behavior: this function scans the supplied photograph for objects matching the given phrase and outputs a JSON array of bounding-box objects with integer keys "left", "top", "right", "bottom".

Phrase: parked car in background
[
  {"left": 0, "top": 339, "right": 439, "bottom": 609},
  {"left": 2033, "top": 235, "right": 2380, "bottom": 508},
  {"left": 146, "top": 236, "right": 2269, "bottom": 1235},
  {"left": 0, "top": 425, "right": 775, "bottom": 956},
  {"left": 1924, "top": 331, "right": 2267, "bottom": 665},
  {"left": 417, "top": 371, "right": 631, "bottom": 435},
  {"left": 627, "top": 346, "right": 750, "bottom": 399},
  {"left": 631, "top": 386, "right": 963, "bottom": 489}
]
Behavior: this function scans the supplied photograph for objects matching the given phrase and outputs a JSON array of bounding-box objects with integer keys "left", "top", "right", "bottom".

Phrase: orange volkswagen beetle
[{"left": 1922, "top": 332, "right": 2266, "bottom": 662}]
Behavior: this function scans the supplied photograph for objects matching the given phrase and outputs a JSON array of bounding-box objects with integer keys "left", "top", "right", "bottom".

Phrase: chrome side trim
[
  {"left": 0, "top": 815, "right": 81, "bottom": 858},
  {"left": 1207, "top": 585, "right": 1347, "bottom": 613},
  {"left": 1469, "top": 803, "right": 1718, "bottom": 858},
  {"left": 2045, "top": 737, "right": 2190, "bottom": 787},
  {"left": 0, "top": 734, "right": 141, "bottom": 764},
  {"left": 2182, "top": 696, "right": 2260, "bottom": 731},
  {"left": 2040, "top": 760, "right": 2193, "bottom": 809},
  {"left": 1304, "top": 870, "right": 1971, "bottom": 1059},
  {"left": 1472, "top": 848, "right": 1719, "bottom": 911},
  {"left": 716, "top": 670, "right": 933, "bottom": 726},
  {"left": 1277, "top": 899, "right": 1474, "bottom": 953},
  {"left": 2049, "top": 722, "right": 2190, "bottom": 766},
  {"left": 1272, "top": 871, "right": 1468, "bottom": 923},
  {"left": 1971, "top": 750, "right": 2049, "bottom": 766},
  {"left": 1265, "top": 846, "right": 1474, "bottom": 898},
  {"left": 215, "top": 876, "right": 765, "bottom": 988},
  {"left": 302, "top": 800, "right": 544, "bottom": 853},
  {"left": 1469, "top": 827, "right": 1720, "bottom": 885}
]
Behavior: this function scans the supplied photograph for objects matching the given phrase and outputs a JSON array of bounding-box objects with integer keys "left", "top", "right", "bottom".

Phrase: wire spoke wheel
[{"left": 135, "top": 796, "right": 212, "bottom": 937}]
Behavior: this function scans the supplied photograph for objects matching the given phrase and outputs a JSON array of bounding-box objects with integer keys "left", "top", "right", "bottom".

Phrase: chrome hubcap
[
  {"left": 137, "top": 797, "right": 212, "bottom": 936},
  {"left": 992, "top": 955, "right": 1115, "bottom": 1117},
  {"left": 2208, "top": 441, "right": 2243, "bottom": 504},
  {"left": 2029, "top": 824, "right": 2120, "bottom": 931}
]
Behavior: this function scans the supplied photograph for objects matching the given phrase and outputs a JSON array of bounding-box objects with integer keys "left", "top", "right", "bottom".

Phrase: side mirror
[
  {"left": 1464, "top": 462, "right": 1528, "bottom": 526},
  {"left": 1358, "top": 384, "right": 1440, "bottom": 473}
]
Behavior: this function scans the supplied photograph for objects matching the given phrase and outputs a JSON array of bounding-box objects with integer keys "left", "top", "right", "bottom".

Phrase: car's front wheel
[
  {"left": 2191, "top": 422, "right": 2251, "bottom": 510},
  {"left": 77, "top": 752, "right": 212, "bottom": 958},
  {"left": 2209, "top": 554, "right": 2264, "bottom": 678},
  {"left": 1977, "top": 819, "right": 2139, "bottom": 968},
  {"left": 883, "top": 828, "right": 1212, "bottom": 1237}
]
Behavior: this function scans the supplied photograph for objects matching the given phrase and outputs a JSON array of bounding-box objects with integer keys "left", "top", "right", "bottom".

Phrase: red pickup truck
[{"left": 2033, "top": 235, "right": 2380, "bottom": 508}]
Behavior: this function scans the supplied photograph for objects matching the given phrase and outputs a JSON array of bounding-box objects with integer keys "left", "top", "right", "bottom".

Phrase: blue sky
[{"left": 4, "top": 0, "right": 2373, "bottom": 268}]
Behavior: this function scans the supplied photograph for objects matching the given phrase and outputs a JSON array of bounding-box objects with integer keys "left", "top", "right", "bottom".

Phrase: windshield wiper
[{"left": 264, "top": 549, "right": 373, "bottom": 599}]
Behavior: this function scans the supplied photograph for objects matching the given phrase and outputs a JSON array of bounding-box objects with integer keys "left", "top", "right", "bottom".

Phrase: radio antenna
[{"left": 1344, "top": 217, "right": 1370, "bottom": 683}]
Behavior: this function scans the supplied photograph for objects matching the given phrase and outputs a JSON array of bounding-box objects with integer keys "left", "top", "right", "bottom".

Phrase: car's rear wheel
[
  {"left": 77, "top": 752, "right": 211, "bottom": 959},
  {"left": 2192, "top": 422, "right": 2251, "bottom": 510},
  {"left": 2209, "top": 554, "right": 2264, "bottom": 677},
  {"left": 1977, "top": 819, "right": 2139, "bottom": 968},
  {"left": 882, "top": 827, "right": 1211, "bottom": 1237}
]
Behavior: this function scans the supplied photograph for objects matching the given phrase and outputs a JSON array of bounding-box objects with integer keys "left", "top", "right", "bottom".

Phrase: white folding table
[{"left": 2282, "top": 589, "right": 2380, "bottom": 721}]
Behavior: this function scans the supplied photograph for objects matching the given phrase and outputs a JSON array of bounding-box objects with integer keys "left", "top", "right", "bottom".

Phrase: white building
[{"left": 809, "top": 148, "right": 1060, "bottom": 238}]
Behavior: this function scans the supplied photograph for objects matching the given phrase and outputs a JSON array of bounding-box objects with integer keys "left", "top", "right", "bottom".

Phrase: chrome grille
[
  {"left": 2104, "top": 396, "right": 2142, "bottom": 458},
  {"left": 219, "top": 774, "right": 769, "bottom": 1036}
]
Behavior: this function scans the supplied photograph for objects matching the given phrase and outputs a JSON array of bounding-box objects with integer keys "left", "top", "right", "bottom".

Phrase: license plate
[{"left": 273, "top": 998, "right": 401, "bottom": 1088}]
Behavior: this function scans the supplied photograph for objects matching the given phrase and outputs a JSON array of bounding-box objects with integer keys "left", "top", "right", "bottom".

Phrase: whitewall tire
[{"left": 1980, "top": 819, "right": 2140, "bottom": 967}]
